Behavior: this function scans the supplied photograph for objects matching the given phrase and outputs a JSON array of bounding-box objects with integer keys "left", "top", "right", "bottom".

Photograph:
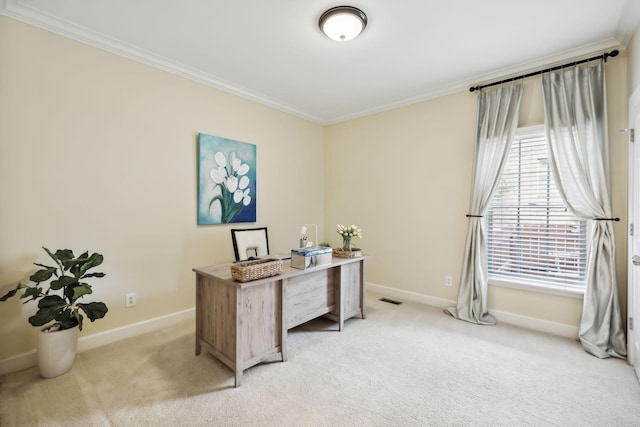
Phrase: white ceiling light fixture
[{"left": 319, "top": 6, "right": 367, "bottom": 42}]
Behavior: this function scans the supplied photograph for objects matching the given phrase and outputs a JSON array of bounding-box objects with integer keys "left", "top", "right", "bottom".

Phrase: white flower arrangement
[
  {"left": 337, "top": 224, "right": 362, "bottom": 251},
  {"left": 337, "top": 224, "right": 362, "bottom": 239}
]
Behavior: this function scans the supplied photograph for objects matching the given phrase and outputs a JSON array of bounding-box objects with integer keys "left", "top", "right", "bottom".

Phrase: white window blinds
[{"left": 486, "top": 127, "right": 587, "bottom": 290}]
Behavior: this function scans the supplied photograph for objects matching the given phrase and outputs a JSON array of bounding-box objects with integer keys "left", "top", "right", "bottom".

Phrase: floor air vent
[{"left": 380, "top": 297, "right": 402, "bottom": 305}]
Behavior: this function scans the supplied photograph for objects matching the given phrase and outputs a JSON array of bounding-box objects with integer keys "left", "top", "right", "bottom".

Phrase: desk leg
[
  {"left": 235, "top": 287, "right": 242, "bottom": 387},
  {"left": 280, "top": 279, "right": 288, "bottom": 362},
  {"left": 195, "top": 276, "right": 202, "bottom": 355},
  {"left": 338, "top": 266, "right": 345, "bottom": 331},
  {"left": 360, "top": 259, "right": 366, "bottom": 319}
]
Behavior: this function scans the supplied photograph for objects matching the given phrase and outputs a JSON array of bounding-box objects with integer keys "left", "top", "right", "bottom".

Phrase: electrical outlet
[
  {"left": 125, "top": 292, "right": 136, "bottom": 307},
  {"left": 445, "top": 276, "right": 453, "bottom": 287}
]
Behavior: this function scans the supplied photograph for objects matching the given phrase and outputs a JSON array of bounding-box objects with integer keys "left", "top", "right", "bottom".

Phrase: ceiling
[{"left": 2, "top": 0, "right": 640, "bottom": 124}]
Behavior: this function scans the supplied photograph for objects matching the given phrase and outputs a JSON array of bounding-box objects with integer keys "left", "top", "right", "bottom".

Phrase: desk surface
[{"left": 193, "top": 255, "right": 368, "bottom": 288}]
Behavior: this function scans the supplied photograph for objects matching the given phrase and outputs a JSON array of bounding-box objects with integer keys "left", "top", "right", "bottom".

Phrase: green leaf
[
  {"left": 78, "top": 302, "right": 108, "bottom": 322},
  {"left": 43, "top": 247, "right": 69, "bottom": 272},
  {"left": 63, "top": 284, "right": 74, "bottom": 302},
  {"left": 72, "top": 311, "right": 83, "bottom": 330},
  {"left": 61, "top": 251, "right": 102, "bottom": 278},
  {"left": 43, "top": 247, "right": 59, "bottom": 263},
  {"left": 63, "top": 259, "right": 83, "bottom": 277},
  {"left": 38, "top": 295, "right": 67, "bottom": 309},
  {"left": 33, "top": 262, "right": 54, "bottom": 270},
  {"left": 49, "top": 275, "right": 77, "bottom": 291},
  {"left": 29, "top": 268, "right": 55, "bottom": 283},
  {"left": 54, "top": 308, "right": 78, "bottom": 328},
  {"left": 79, "top": 253, "right": 104, "bottom": 277},
  {"left": 21, "top": 286, "right": 43, "bottom": 302},
  {"left": 53, "top": 249, "right": 75, "bottom": 262},
  {"left": 0, "top": 285, "right": 21, "bottom": 301},
  {"left": 29, "top": 296, "right": 67, "bottom": 326},
  {"left": 29, "top": 307, "right": 60, "bottom": 327},
  {"left": 61, "top": 251, "right": 86, "bottom": 277},
  {"left": 71, "top": 283, "right": 93, "bottom": 301},
  {"left": 82, "top": 272, "right": 106, "bottom": 279}
]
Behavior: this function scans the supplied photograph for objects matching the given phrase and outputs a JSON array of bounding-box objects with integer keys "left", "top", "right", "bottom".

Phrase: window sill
[{"left": 488, "top": 276, "right": 584, "bottom": 299}]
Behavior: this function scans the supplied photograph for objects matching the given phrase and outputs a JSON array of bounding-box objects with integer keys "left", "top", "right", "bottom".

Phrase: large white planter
[{"left": 37, "top": 324, "right": 79, "bottom": 378}]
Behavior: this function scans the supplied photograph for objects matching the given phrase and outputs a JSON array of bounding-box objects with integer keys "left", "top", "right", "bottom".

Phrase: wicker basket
[
  {"left": 231, "top": 258, "right": 283, "bottom": 282},
  {"left": 332, "top": 248, "right": 363, "bottom": 258}
]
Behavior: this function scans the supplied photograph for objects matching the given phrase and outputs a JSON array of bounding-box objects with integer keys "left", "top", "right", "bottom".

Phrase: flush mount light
[{"left": 319, "top": 6, "right": 367, "bottom": 42}]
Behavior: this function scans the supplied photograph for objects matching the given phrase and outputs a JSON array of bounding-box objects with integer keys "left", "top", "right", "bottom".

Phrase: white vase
[{"left": 37, "top": 324, "right": 79, "bottom": 378}]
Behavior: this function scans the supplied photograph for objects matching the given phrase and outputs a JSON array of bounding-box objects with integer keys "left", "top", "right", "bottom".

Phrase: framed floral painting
[{"left": 197, "top": 133, "right": 256, "bottom": 224}]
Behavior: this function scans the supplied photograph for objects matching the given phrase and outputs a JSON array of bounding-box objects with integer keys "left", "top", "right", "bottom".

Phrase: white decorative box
[{"left": 290, "top": 246, "right": 333, "bottom": 270}]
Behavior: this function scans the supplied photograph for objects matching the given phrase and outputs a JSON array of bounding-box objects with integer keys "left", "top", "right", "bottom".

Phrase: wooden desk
[{"left": 193, "top": 256, "right": 367, "bottom": 387}]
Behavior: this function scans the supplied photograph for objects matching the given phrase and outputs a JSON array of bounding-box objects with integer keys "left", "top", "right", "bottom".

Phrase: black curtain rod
[{"left": 469, "top": 49, "right": 619, "bottom": 92}]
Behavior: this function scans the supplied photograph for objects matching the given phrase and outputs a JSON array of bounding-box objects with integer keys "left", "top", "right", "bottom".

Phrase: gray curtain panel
[
  {"left": 445, "top": 83, "right": 523, "bottom": 325},
  {"left": 542, "top": 61, "right": 627, "bottom": 359}
]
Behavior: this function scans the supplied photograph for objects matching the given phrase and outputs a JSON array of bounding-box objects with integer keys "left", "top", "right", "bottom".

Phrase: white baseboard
[
  {"left": 366, "top": 282, "right": 578, "bottom": 339},
  {"left": 2, "top": 284, "right": 579, "bottom": 376},
  {"left": 0, "top": 308, "right": 195, "bottom": 376},
  {"left": 367, "top": 282, "right": 454, "bottom": 308}
]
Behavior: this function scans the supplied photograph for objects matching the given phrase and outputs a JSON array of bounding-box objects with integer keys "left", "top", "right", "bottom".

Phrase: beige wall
[
  {"left": 1, "top": 14, "right": 636, "bottom": 363},
  {"left": 0, "top": 17, "right": 325, "bottom": 359},
  {"left": 325, "top": 55, "right": 629, "bottom": 328},
  {"left": 629, "top": 27, "right": 640, "bottom": 96}
]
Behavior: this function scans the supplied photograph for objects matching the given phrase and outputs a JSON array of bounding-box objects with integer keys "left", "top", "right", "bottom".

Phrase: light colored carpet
[{"left": 1, "top": 292, "right": 639, "bottom": 426}]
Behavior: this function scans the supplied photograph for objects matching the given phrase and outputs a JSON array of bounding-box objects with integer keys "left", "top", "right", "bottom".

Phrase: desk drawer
[{"left": 285, "top": 268, "right": 338, "bottom": 329}]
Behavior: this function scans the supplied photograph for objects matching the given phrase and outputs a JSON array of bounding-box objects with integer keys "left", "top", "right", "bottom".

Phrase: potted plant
[{"left": 1, "top": 247, "right": 108, "bottom": 378}]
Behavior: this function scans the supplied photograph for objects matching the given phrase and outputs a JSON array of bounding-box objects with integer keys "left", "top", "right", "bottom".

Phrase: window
[{"left": 486, "top": 126, "right": 587, "bottom": 293}]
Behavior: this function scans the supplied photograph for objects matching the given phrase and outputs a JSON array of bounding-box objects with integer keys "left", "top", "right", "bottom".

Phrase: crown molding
[
  {"left": 616, "top": 0, "right": 640, "bottom": 47},
  {"left": 0, "top": 0, "right": 326, "bottom": 124},
  {"left": 325, "top": 38, "right": 624, "bottom": 125},
  {"left": 1, "top": 0, "right": 635, "bottom": 126}
]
